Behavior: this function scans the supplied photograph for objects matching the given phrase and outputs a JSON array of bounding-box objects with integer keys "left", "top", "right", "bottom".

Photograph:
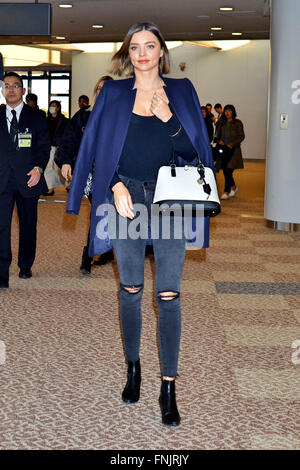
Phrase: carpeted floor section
[{"left": 0, "top": 161, "right": 300, "bottom": 450}]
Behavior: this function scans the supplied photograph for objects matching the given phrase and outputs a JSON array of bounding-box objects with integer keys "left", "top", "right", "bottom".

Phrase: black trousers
[
  {"left": 0, "top": 172, "right": 39, "bottom": 279},
  {"left": 223, "top": 168, "right": 236, "bottom": 193}
]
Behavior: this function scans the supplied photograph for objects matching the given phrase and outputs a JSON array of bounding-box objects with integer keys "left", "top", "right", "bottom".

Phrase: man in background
[
  {"left": 0, "top": 72, "right": 50, "bottom": 288},
  {"left": 78, "top": 94, "right": 89, "bottom": 109},
  {"left": 25, "top": 92, "right": 46, "bottom": 118}
]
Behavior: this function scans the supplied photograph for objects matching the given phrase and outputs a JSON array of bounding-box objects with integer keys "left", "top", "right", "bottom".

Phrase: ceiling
[{"left": 0, "top": 0, "right": 270, "bottom": 45}]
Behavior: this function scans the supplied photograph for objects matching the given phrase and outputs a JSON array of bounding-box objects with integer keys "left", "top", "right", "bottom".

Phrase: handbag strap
[{"left": 169, "top": 151, "right": 211, "bottom": 196}]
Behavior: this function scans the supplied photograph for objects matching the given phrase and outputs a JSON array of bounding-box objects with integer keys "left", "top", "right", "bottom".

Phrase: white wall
[{"left": 71, "top": 40, "right": 270, "bottom": 159}]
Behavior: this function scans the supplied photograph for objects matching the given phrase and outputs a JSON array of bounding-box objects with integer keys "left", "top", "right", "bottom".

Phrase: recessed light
[
  {"left": 211, "top": 27, "right": 223, "bottom": 31},
  {"left": 56, "top": 36, "right": 66, "bottom": 40},
  {"left": 232, "top": 32, "right": 243, "bottom": 36},
  {"left": 58, "top": 3, "right": 73, "bottom": 8},
  {"left": 219, "top": 6, "right": 234, "bottom": 11},
  {"left": 92, "top": 25, "right": 104, "bottom": 29}
]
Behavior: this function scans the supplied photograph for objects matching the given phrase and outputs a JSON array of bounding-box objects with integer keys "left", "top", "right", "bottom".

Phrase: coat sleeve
[
  {"left": 66, "top": 85, "right": 107, "bottom": 215},
  {"left": 34, "top": 113, "right": 51, "bottom": 171},
  {"left": 229, "top": 120, "right": 245, "bottom": 148},
  {"left": 58, "top": 112, "right": 83, "bottom": 167}
]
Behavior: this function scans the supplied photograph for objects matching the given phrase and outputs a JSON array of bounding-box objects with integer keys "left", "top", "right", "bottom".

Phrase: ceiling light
[
  {"left": 219, "top": 6, "right": 234, "bottom": 11},
  {"left": 56, "top": 36, "right": 66, "bottom": 40},
  {"left": 232, "top": 32, "right": 243, "bottom": 36},
  {"left": 210, "top": 27, "right": 223, "bottom": 31},
  {"left": 92, "top": 25, "right": 104, "bottom": 29},
  {"left": 58, "top": 3, "right": 73, "bottom": 8}
]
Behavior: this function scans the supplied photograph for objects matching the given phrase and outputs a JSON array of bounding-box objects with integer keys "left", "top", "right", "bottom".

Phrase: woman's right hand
[
  {"left": 112, "top": 182, "right": 134, "bottom": 219},
  {"left": 61, "top": 164, "right": 72, "bottom": 181}
]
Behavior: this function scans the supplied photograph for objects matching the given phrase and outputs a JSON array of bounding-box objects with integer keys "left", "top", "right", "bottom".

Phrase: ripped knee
[
  {"left": 121, "top": 283, "right": 143, "bottom": 295},
  {"left": 158, "top": 291, "right": 180, "bottom": 301}
]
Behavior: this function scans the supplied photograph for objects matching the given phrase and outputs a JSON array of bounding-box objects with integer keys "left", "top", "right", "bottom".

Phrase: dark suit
[{"left": 0, "top": 104, "right": 51, "bottom": 280}]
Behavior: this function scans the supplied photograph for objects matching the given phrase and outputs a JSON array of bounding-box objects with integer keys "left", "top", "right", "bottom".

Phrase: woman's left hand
[{"left": 151, "top": 89, "right": 173, "bottom": 122}]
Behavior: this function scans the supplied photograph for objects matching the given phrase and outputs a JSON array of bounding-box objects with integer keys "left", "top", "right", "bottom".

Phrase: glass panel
[
  {"left": 51, "top": 79, "right": 69, "bottom": 95},
  {"left": 0, "top": 89, "right": 5, "bottom": 105},
  {"left": 22, "top": 79, "right": 28, "bottom": 97},
  {"left": 31, "top": 79, "right": 49, "bottom": 114},
  {"left": 50, "top": 95, "right": 69, "bottom": 118}
]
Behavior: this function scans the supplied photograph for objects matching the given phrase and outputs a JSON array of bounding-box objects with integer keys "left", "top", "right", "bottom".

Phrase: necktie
[{"left": 10, "top": 109, "right": 18, "bottom": 144}]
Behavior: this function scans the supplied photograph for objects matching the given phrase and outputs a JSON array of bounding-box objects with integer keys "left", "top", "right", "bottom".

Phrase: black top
[
  {"left": 47, "top": 113, "right": 69, "bottom": 146},
  {"left": 110, "top": 112, "right": 197, "bottom": 188}
]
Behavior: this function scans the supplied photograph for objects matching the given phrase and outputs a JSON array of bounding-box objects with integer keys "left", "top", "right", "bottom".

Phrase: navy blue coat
[{"left": 67, "top": 76, "right": 214, "bottom": 255}]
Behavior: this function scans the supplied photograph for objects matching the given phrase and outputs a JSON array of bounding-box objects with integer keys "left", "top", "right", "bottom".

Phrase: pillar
[{"left": 265, "top": 0, "right": 300, "bottom": 231}]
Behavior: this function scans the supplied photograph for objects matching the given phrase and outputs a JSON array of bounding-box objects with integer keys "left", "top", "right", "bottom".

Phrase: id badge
[{"left": 18, "top": 132, "right": 32, "bottom": 148}]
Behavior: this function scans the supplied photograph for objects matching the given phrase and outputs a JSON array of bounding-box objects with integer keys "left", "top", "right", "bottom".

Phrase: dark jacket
[
  {"left": 204, "top": 116, "right": 214, "bottom": 143},
  {"left": 47, "top": 113, "right": 69, "bottom": 147},
  {"left": 57, "top": 106, "right": 91, "bottom": 168},
  {"left": 67, "top": 77, "right": 214, "bottom": 255},
  {"left": 0, "top": 104, "right": 51, "bottom": 197},
  {"left": 216, "top": 118, "right": 245, "bottom": 169}
]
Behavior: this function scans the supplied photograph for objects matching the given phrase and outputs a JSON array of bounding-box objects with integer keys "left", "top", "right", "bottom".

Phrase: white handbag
[{"left": 153, "top": 159, "right": 221, "bottom": 217}]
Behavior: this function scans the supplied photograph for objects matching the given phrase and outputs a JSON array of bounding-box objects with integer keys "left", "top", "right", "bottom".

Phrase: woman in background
[
  {"left": 216, "top": 104, "right": 245, "bottom": 200},
  {"left": 44, "top": 100, "right": 68, "bottom": 196}
]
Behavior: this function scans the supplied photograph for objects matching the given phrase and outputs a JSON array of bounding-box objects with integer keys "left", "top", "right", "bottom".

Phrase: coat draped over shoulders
[{"left": 67, "top": 76, "right": 215, "bottom": 256}]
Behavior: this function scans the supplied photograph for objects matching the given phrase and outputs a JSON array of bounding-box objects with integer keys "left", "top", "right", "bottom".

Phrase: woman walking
[
  {"left": 67, "top": 22, "right": 214, "bottom": 426},
  {"left": 44, "top": 100, "right": 68, "bottom": 196},
  {"left": 216, "top": 104, "right": 245, "bottom": 200}
]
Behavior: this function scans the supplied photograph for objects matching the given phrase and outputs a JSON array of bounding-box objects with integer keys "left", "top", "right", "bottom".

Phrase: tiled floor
[{"left": 0, "top": 161, "right": 299, "bottom": 449}]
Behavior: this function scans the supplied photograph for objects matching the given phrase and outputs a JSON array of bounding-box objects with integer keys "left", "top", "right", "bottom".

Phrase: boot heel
[
  {"left": 159, "top": 380, "right": 181, "bottom": 426},
  {"left": 80, "top": 246, "right": 92, "bottom": 274},
  {"left": 122, "top": 360, "right": 141, "bottom": 404}
]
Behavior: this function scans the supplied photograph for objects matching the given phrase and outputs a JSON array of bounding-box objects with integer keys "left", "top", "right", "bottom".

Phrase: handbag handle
[{"left": 169, "top": 151, "right": 211, "bottom": 196}]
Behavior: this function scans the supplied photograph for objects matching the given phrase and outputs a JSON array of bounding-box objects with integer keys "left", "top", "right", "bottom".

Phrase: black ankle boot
[
  {"left": 159, "top": 380, "right": 181, "bottom": 426},
  {"left": 122, "top": 360, "right": 141, "bottom": 404},
  {"left": 80, "top": 246, "right": 92, "bottom": 274}
]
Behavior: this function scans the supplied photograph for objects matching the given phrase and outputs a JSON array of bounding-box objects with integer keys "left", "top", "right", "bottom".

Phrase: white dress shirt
[{"left": 6, "top": 101, "right": 24, "bottom": 132}]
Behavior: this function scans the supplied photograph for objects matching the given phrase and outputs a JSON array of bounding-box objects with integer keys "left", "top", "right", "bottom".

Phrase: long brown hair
[
  {"left": 93, "top": 75, "right": 113, "bottom": 97},
  {"left": 109, "top": 22, "right": 170, "bottom": 77}
]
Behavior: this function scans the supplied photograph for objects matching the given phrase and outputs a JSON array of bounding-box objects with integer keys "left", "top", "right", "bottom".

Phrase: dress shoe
[
  {"left": 122, "top": 360, "right": 141, "bottom": 404},
  {"left": 42, "top": 190, "right": 55, "bottom": 196},
  {"left": 19, "top": 269, "right": 32, "bottom": 279},
  {"left": 0, "top": 277, "right": 9, "bottom": 289},
  {"left": 80, "top": 246, "right": 92, "bottom": 274},
  {"left": 159, "top": 380, "right": 181, "bottom": 426},
  {"left": 93, "top": 250, "right": 114, "bottom": 266}
]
